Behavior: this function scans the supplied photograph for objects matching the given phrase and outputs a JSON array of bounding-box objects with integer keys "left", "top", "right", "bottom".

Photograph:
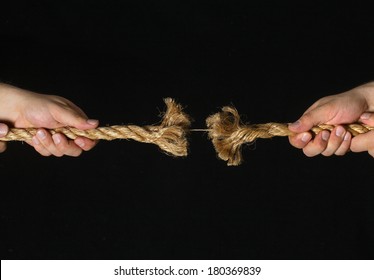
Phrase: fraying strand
[
  {"left": 0, "top": 100, "right": 372, "bottom": 164},
  {"left": 0, "top": 98, "right": 191, "bottom": 157},
  {"left": 206, "top": 106, "right": 373, "bottom": 166}
]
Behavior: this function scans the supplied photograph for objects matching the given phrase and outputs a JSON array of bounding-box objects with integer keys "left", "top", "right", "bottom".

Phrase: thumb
[
  {"left": 54, "top": 107, "right": 99, "bottom": 130},
  {"left": 350, "top": 130, "right": 374, "bottom": 156},
  {"left": 359, "top": 112, "right": 374, "bottom": 127},
  {"left": 288, "top": 106, "right": 329, "bottom": 133}
]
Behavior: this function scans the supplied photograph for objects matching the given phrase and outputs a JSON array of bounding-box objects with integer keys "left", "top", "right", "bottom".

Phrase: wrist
[{"left": 0, "top": 83, "right": 28, "bottom": 123}]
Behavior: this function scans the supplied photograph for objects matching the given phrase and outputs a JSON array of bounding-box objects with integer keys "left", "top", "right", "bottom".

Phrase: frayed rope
[
  {"left": 206, "top": 106, "right": 373, "bottom": 166},
  {"left": 0, "top": 98, "right": 191, "bottom": 157},
  {"left": 1, "top": 100, "right": 372, "bottom": 164}
]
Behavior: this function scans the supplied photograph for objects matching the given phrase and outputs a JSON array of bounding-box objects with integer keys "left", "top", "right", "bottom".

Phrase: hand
[
  {"left": 0, "top": 123, "right": 9, "bottom": 152},
  {"left": 350, "top": 112, "right": 374, "bottom": 157},
  {"left": 288, "top": 82, "right": 374, "bottom": 158},
  {"left": 0, "top": 84, "right": 99, "bottom": 156}
]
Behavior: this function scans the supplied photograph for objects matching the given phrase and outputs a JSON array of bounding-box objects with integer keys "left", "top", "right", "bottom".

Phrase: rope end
[
  {"left": 156, "top": 98, "right": 192, "bottom": 157},
  {"left": 206, "top": 106, "right": 247, "bottom": 166}
]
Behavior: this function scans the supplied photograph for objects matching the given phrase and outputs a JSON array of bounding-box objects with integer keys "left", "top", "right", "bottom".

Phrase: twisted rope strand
[
  {"left": 0, "top": 98, "right": 191, "bottom": 157},
  {"left": 206, "top": 106, "right": 374, "bottom": 166},
  {"left": 2, "top": 100, "right": 373, "bottom": 162}
]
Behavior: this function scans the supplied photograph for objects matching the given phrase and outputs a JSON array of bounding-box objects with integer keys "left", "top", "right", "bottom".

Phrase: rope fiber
[
  {"left": 206, "top": 106, "right": 374, "bottom": 166},
  {"left": 1, "top": 100, "right": 373, "bottom": 164},
  {"left": 0, "top": 98, "right": 191, "bottom": 157}
]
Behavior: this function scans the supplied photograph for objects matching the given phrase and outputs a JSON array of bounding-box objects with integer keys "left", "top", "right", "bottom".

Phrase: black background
[{"left": 1, "top": 1, "right": 374, "bottom": 259}]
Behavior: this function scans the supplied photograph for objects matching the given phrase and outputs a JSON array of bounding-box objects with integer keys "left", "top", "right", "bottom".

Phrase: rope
[
  {"left": 0, "top": 98, "right": 191, "bottom": 157},
  {"left": 1, "top": 100, "right": 373, "bottom": 163},
  {"left": 206, "top": 106, "right": 374, "bottom": 166}
]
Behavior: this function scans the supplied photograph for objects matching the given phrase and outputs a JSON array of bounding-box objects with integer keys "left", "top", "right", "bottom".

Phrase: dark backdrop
[{"left": 1, "top": 1, "right": 374, "bottom": 259}]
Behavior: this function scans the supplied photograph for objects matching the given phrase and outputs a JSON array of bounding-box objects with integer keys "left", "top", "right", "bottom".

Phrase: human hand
[
  {"left": 0, "top": 83, "right": 99, "bottom": 156},
  {"left": 350, "top": 112, "right": 374, "bottom": 157},
  {"left": 288, "top": 82, "right": 374, "bottom": 157},
  {"left": 0, "top": 123, "right": 9, "bottom": 153}
]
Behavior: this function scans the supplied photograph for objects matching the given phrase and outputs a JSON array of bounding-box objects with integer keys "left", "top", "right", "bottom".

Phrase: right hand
[{"left": 288, "top": 82, "right": 374, "bottom": 157}]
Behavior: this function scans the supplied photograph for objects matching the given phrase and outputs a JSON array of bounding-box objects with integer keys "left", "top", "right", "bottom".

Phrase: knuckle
[
  {"left": 350, "top": 144, "right": 359, "bottom": 153},
  {"left": 82, "top": 144, "right": 93, "bottom": 151},
  {"left": 65, "top": 145, "right": 83, "bottom": 157},
  {"left": 303, "top": 148, "right": 317, "bottom": 157},
  {"left": 335, "top": 147, "right": 348, "bottom": 156},
  {"left": 34, "top": 146, "right": 50, "bottom": 157},
  {"left": 300, "top": 113, "right": 312, "bottom": 124},
  {"left": 40, "top": 138, "right": 52, "bottom": 148},
  {"left": 0, "top": 143, "right": 7, "bottom": 153},
  {"left": 40, "top": 151, "right": 52, "bottom": 157},
  {"left": 288, "top": 136, "right": 298, "bottom": 147},
  {"left": 322, "top": 150, "right": 333, "bottom": 157},
  {"left": 369, "top": 149, "right": 374, "bottom": 158},
  {"left": 72, "top": 150, "right": 83, "bottom": 157},
  {"left": 303, "top": 151, "right": 313, "bottom": 157},
  {"left": 317, "top": 139, "right": 327, "bottom": 150},
  {"left": 56, "top": 140, "right": 68, "bottom": 151}
]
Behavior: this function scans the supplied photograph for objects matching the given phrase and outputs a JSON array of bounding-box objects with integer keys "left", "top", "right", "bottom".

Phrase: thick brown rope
[
  {"left": 0, "top": 98, "right": 191, "bottom": 157},
  {"left": 206, "top": 106, "right": 374, "bottom": 166},
  {"left": 2, "top": 100, "right": 373, "bottom": 162}
]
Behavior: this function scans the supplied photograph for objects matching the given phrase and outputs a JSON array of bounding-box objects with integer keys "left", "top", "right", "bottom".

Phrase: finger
[
  {"left": 28, "top": 131, "right": 96, "bottom": 156},
  {"left": 64, "top": 100, "right": 88, "bottom": 118},
  {"left": 0, "top": 142, "right": 7, "bottom": 153},
  {"left": 350, "top": 130, "right": 374, "bottom": 155},
  {"left": 335, "top": 132, "right": 352, "bottom": 156},
  {"left": 32, "top": 135, "right": 52, "bottom": 156},
  {"left": 74, "top": 137, "right": 98, "bottom": 152},
  {"left": 0, "top": 123, "right": 9, "bottom": 138},
  {"left": 36, "top": 129, "right": 64, "bottom": 157},
  {"left": 52, "top": 106, "right": 99, "bottom": 130},
  {"left": 302, "top": 99, "right": 326, "bottom": 115},
  {"left": 359, "top": 112, "right": 374, "bottom": 126},
  {"left": 25, "top": 140, "right": 34, "bottom": 147},
  {"left": 289, "top": 104, "right": 333, "bottom": 133},
  {"left": 288, "top": 132, "right": 312, "bottom": 149},
  {"left": 321, "top": 126, "right": 346, "bottom": 156},
  {"left": 52, "top": 133, "right": 82, "bottom": 157},
  {"left": 303, "top": 130, "right": 330, "bottom": 157}
]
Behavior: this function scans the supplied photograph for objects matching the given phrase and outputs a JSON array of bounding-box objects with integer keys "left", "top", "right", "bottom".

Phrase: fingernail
[
  {"left": 37, "top": 130, "right": 46, "bottom": 140},
  {"left": 0, "top": 124, "right": 8, "bottom": 136},
  {"left": 52, "top": 134, "right": 61, "bottom": 145},
  {"left": 344, "top": 133, "right": 350, "bottom": 141},
  {"left": 360, "top": 113, "right": 371, "bottom": 120},
  {"left": 75, "top": 138, "right": 85, "bottom": 148},
  {"left": 301, "top": 133, "right": 311, "bottom": 142},
  {"left": 87, "top": 119, "right": 99, "bottom": 126},
  {"left": 32, "top": 136, "right": 40, "bottom": 145},
  {"left": 322, "top": 131, "right": 330, "bottom": 141},
  {"left": 335, "top": 126, "right": 345, "bottom": 137},
  {"left": 289, "top": 120, "right": 301, "bottom": 128}
]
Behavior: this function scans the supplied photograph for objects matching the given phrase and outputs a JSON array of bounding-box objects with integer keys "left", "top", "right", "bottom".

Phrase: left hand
[{"left": 0, "top": 84, "right": 99, "bottom": 156}]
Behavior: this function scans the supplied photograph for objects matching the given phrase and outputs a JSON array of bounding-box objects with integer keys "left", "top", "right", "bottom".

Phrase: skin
[
  {"left": 288, "top": 82, "right": 374, "bottom": 158},
  {"left": 0, "top": 83, "right": 98, "bottom": 156}
]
